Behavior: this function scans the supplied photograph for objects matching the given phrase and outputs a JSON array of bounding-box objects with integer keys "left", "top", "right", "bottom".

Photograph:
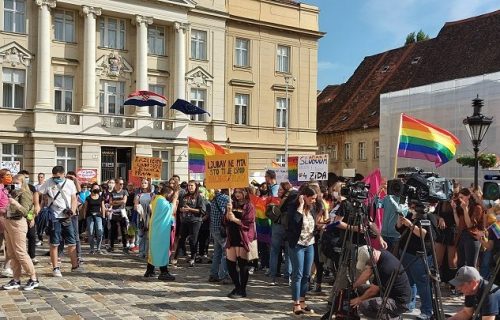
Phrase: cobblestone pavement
[{"left": 0, "top": 245, "right": 464, "bottom": 320}]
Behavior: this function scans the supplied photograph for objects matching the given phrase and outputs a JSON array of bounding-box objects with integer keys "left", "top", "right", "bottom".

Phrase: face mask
[
  {"left": 333, "top": 191, "right": 339, "bottom": 198},
  {"left": 14, "top": 183, "right": 21, "bottom": 190},
  {"left": 1, "top": 176, "right": 12, "bottom": 185},
  {"left": 53, "top": 177, "right": 64, "bottom": 184},
  {"left": 92, "top": 189, "right": 100, "bottom": 194}
]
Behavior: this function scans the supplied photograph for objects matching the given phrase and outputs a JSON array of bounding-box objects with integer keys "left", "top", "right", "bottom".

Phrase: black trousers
[
  {"left": 197, "top": 226, "right": 210, "bottom": 256},
  {"left": 26, "top": 222, "right": 37, "bottom": 259},
  {"left": 110, "top": 217, "right": 128, "bottom": 249},
  {"left": 177, "top": 220, "right": 202, "bottom": 259},
  {"left": 146, "top": 263, "right": 168, "bottom": 274}
]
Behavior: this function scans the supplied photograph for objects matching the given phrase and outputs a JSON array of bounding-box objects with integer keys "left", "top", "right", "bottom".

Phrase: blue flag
[{"left": 170, "top": 99, "right": 211, "bottom": 116}]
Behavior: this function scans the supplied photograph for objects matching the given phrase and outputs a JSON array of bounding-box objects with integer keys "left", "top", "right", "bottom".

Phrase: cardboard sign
[
  {"left": 128, "top": 170, "right": 143, "bottom": 188},
  {"left": 265, "top": 167, "right": 289, "bottom": 184},
  {"left": 0, "top": 161, "right": 20, "bottom": 174},
  {"left": 298, "top": 154, "right": 329, "bottom": 181},
  {"left": 76, "top": 168, "right": 98, "bottom": 184},
  {"left": 205, "top": 153, "right": 249, "bottom": 189},
  {"left": 132, "top": 156, "right": 162, "bottom": 179}
]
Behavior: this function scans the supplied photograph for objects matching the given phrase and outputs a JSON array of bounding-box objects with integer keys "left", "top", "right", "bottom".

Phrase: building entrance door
[{"left": 101, "top": 147, "right": 132, "bottom": 182}]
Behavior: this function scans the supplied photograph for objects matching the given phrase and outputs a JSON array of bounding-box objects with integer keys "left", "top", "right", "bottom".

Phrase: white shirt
[{"left": 38, "top": 178, "right": 76, "bottom": 219}]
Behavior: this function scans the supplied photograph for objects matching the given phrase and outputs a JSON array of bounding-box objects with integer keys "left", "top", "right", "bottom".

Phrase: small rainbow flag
[
  {"left": 250, "top": 194, "right": 280, "bottom": 244},
  {"left": 490, "top": 222, "right": 500, "bottom": 240},
  {"left": 288, "top": 156, "right": 298, "bottom": 182},
  {"left": 188, "top": 137, "right": 229, "bottom": 173},
  {"left": 398, "top": 114, "right": 460, "bottom": 167}
]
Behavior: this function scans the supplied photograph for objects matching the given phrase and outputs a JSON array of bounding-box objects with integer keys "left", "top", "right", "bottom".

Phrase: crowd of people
[{"left": 1, "top": 165, "right": 500, "bottom": 319}]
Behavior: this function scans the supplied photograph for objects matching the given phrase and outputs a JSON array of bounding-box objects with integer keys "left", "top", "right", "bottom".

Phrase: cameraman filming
[
  {"left": 448, "top": 266, "right": 500, "bottom": 320},
  {"left": 350, "top": 245, "right": 411, "bottom": 320},
  {"left": 396, "top": 201, "right": 438, "bottom": 320}
]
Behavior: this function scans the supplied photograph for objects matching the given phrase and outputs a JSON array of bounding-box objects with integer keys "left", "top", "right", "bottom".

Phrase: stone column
[
  {"left": 35, "top": 0, "right": 56, "bottom": 109},
  {"left": 81, "top": 6, "right": 101, "bottom": 113},
  {"left": 174, "top": 22, "right": 188, "bottom": 119},
  {"left": 134, "top": 15, "right": 153, "bottom": 117}
]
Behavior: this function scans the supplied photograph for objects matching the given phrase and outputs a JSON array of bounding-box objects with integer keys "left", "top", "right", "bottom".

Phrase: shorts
[
  {"left": 435, "top": 227, "right": 456, "bottom": 246},
  {"left": 49, "top": 218, "right": 76, "bottom": 247}
]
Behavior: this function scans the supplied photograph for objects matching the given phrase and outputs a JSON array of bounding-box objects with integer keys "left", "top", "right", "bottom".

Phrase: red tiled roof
[{"left": 318, "top": 9, "right": 500, "bottom": 134}]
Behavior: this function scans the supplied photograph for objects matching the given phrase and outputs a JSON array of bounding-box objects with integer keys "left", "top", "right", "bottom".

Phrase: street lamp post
[
  {"left": 284, "top": 75, "right": 294, "bottom": 167},
  {"left": 463, "top": 95, "right": 493, "bottom": 190}
]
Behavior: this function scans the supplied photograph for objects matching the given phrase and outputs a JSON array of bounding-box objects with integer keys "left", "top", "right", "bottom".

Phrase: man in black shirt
[
  {"left": 449, "top": 266, "right": 500, "bottom": 320},
  {"left": 350, "top": 246, "right": 411, "bottom": 320}
]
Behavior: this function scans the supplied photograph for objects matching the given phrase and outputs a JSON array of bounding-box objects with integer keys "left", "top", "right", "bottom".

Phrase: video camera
[
  {"left": 387, "top": 167, "right": 453, "bottom": 203},
  {"left": 340, "top": 181, "right": 370, "bottom": 202}
]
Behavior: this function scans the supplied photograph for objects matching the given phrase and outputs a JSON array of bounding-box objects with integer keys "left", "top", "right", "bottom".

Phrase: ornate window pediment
[
  {"left": 0, "top": 42, "right": 33, "bottom": 67},
  {"left": 186, "top": 66, "right": 213, "bottom": 88},
  {"left": 96, "top": 52, "right": 133, "bottom": 79}
]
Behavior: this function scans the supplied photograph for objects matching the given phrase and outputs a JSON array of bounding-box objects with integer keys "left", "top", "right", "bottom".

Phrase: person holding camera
[
  {"left": 448, "top": 266, "right": 500, "bottom": 320},
  {"left": 2, "top": 174, "right": 39, "bottom": 290},
  {"left": 38, "top": 166, "right": 82, "bottom": 277},
  {"left": 397, "top": 201, "right": 438, "bottom": 320}
]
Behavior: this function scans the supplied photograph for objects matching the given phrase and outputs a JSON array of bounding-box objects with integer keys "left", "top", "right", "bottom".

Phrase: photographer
[
  {"left": 396, "top": 201, "right": 438, "bottom": 320},
  {"left": 350, "top": 246, "right": 411, "bottom": 319},
  {"left": 448, "top": 266, "right": 500, "bottom": 320},
  {"left": 38, "top": 165, "right": 82, "bottom": 277}
]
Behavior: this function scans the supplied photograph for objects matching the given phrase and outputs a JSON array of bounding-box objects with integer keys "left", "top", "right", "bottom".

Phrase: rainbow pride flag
[
  {"left": 490, "top": 222, "right": 500, "bottom": 240},
  {"left": 288, "top": 156, "right": 298, "bottom": 182},
  {"left": 250, "top": 194, "right": 280, "bottom": 244},
  {"left": 398, "top": 114, "right": 460, "bottom": 167},
  {"left": 188, "top": 137, "right": 229, "bottom": 173}
]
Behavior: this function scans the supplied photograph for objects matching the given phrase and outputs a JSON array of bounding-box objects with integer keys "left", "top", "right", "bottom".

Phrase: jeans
[
  {"left": 86, "top": 215, "right": 104, "bottom": 251},
  {"left": 480, "top": 249, "right": 493, "bottom": 278},
  {"left": 58, "top": 215, "right": 81, "bottom": 257},
  {"left": 289, "top": 244, "right": 314, "bottom": 301},
  {"left": 457, "top": 231, "right": 481, "bottom": 268},
  {"left": 401, "top": 252, "right": 433, "bottom": 316},
  {"left": 49, "top": 218, "right": 76, "bottom": 246},
  {"left": 209, "top": 230, "right": 228, "bottom": 279},
  {"left": 270, "top": 223, "right": 291, "bottom": 281},
  {"left": 138, "top": 228, "right": 148, "bottom": 259}
]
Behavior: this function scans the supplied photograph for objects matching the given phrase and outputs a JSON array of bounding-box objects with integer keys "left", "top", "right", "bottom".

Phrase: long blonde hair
[{"left": 13, "top": 174, "right": 30, "bottom": 193}]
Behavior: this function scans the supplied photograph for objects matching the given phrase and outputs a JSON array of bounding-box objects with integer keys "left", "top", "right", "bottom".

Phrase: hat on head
[
  {"left": 449, "top": 266, "right": 482, "bottom": 287},
  {"left": 356, "top": 245, "right": 371, "bottom": 271}
]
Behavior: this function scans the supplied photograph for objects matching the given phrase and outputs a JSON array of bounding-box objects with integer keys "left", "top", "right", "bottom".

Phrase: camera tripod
[
  {"left": 472, "top": 253, "right": 500, "bottom": 319},
  {"left": 377, "top": 216, "right": 445, "bottom": 320},
  {"left": 321, "top": 200, "right": 384, "bottom": 320}
]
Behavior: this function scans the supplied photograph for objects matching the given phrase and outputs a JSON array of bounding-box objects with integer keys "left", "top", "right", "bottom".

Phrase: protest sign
[
  {"left": 298, "top": 154, "right": 329, "bottom": 181},
  {"left": 205, "top": 153, "right": 249, "bottom": 189},
  {"left": 128, "top": 170, "right": 143, "bottom": 188},
  {"left": 0, "top": 161, "right": 20, "bottom": 174},
  {"left": 266, "top": 167, "right": 288, "bottom": 184},
  {"left": 76, "top": 168, "right": 98, "bottom": 184},
  {"left": 131, "top": 156, "right": 162, "bottom": 179}
]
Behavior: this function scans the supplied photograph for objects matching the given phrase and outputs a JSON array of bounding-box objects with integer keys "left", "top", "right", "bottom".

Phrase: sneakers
[
  {"left": 96, "top": 250, "right": 105, "bottom": 255},
  {"left": 416, "top": 314, "right": 433, "bottom": 320},
  {"left": 248, "top": 267, "right": 255, "bottom": 275},
  {"left": 208, "top": 275, "right": 221, "bottom": 283},
  {"left": 35, "top": 241, "right": 42, "bottom": 247},
  {"left": 158, "top": 272, "right": 175, "bottom": 281},
  {"left": 227, "top": 288, "right": 245, "bottom": 299},
  {"left": 144, "top": 271, "right": 155, "bottom": 278},
  {"left": 188, "top": 259, "right": 195, "bottom": 267},
  {"left": 269, "top": 281, "right": 278, "bottom": 286},
  {"left": 23, "top": 279, "right": 39, "bottom": 291},
  {"left": 71, "top": 265, "right": 85, "bottom": 273},
  {"left": 1, "top": 268, "right": 13, "bottom": 278},
  {"left": 31, "top": 258, "right": 39, "bottom": 265},
  {"left": 52, "top": 267, "right": 62, "bottom": 277},
  {"left": 2, "top": 279, "right": 20, "bottom": 290}
]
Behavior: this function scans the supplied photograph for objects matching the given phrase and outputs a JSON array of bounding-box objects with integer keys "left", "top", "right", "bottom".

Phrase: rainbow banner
[
  {"left": 288, "top": 156, "right": 298, "bottom": 182},
  {"left": 188, "top": 137, "right": 229, "bottom": 173},
  {"left": 490, "top": 222, "right": 500, "bottom": 240},
  {"left": 250, "top": 194, "right": 280, "bottom": 244},
  {"left": 398, "top": 114, "right": 460, "bottom": 167}
]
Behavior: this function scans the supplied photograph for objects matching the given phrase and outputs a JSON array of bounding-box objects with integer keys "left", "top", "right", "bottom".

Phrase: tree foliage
[
  {"left": 405, "top": 30, "right": 430, "bottom": 45},
  {"left": 456, "top": 153, "right": 498, "bottom": 169}
]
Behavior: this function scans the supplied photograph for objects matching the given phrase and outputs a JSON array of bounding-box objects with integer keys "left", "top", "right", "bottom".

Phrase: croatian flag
[{"left": 124, "top": 90, "right": 167, "bottom": 107}]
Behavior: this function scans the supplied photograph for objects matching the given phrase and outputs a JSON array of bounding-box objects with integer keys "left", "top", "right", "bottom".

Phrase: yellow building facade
[{"left": 0, "top": 0, "right": 321, "bottom": 182}]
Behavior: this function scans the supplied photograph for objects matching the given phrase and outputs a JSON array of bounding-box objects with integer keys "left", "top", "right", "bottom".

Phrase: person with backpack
[{"left": 208, "top": 189, "right": 230, "bottom": 283}]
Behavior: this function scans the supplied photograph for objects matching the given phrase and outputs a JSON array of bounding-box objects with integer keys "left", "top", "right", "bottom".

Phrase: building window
[
  {"left": 56, "top": 147, "right": 77, "bottom": 172},
  {"left": 148, "top": 26, "right": 165, "bottom": 55},
  {"left": 234, "top": 93, "right": 249, "bottom": 125},
  {"left": 54, "top": 10, "right": 75, "bottom": 42},
  {"left": 358, "top": 142, "right": 367, "bottom": 160},
  {"left": 374, "top": 140, "right": 380, "bottom": 159},
  {"left": 344, "top": 142, "right": 352, "bottom": 161},
  {"left": 4, "top": 0, "right": 25, "bottom": 33},
  {"left": 189, "top": 88, "right": 206, "bottom": 121},
  {"left": 276, "top": 97, "right": 288, "bottom": 128},
  {"left": 2, "top": 68, "right": 25, "bottom": 109},
  {"left": 148, "top": 84, "right": 165, "bottom": 119},
  {"left": 99, "top": 81, "right": 125, "bottom": 115},
  {"left": 152, "top": 150, "right": 169, "bottom": 180},
  {"left": 276, "top": 154, "right": 286, "bottom": 167},
  {"left": 190, "top": 29, "right": 207, "bottom": 60},
  {"left": 99, "top": 17, "right": 126, "bottom": 50},
  {"left": 235, "top": 38, "right": 249, "bottom": 67},
  {"left": 329, "top": 144, "right": 338, "bottom": 160},
  {"left": 54, "top": 75, "right": 73, "bottom": 112},
  {"left": 1, "top": 143, "right": 23, "bottom": 167},
  {"left": 276, "top": 45, "right": 290, "bottom": 73}
]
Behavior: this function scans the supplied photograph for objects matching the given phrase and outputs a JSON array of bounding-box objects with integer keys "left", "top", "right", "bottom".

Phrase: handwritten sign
[
  {"left": 127, "top": 170, "right": 143, "bottom": 188},
  {"left": 0, "top": 161, "right": 20, "bottom": 174},
  {"left": 298, "top": 154, "right": 329, "bottom": 181},
  {"left": 76, "top": 168, "right": 98, "bottom": 184},
  {"left": 132, "top": 156, "right": 162, "bottom": 179},
  {"left": 205, "top": 153, "right": 249, "bottom": 189},
  {"left": 266, "top": 167, "right": 289, "bottom": 184}
]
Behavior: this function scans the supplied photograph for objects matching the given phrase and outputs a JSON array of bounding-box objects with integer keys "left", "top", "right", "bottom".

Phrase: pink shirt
[{"left": 0, "top": 185, "right": 9, "bottom": 212}]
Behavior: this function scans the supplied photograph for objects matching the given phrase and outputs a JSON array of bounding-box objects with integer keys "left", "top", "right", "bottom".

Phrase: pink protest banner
[{"left": 76, "top": 169, "right": 98, "bottom": 184}]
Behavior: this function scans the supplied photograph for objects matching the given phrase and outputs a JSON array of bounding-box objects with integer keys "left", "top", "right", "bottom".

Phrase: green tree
[
  {"left": 416, "top": 29, "right": 430, "bottom": 41},
  {"left": 405, "top": 32, "right": 416, "bottom": 45},
  {"left": 405, "top": 30, "right": 430, "bottom": 45}
]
